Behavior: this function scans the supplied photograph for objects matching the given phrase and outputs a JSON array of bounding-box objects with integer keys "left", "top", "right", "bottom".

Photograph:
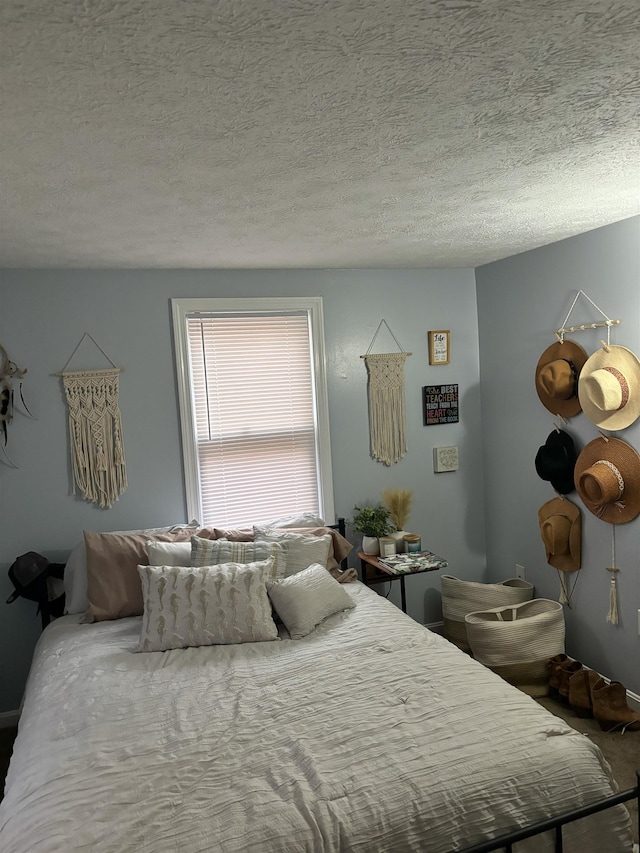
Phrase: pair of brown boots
[{"left": 546, "top": 654, "right": 640, "bottom": 733}]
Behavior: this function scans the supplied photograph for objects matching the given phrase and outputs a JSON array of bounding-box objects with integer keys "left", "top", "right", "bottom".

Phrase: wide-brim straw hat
[
  {"left": 574, "top": 436, "right": 640, "bottom": 524},
  {"left": 577, "top": 344, "right": 640, "bottom": 431},
  {"left": 535, "top": 340, "right": 588, "bottom": 417},
  {"left": 535, "top": 429, "right": 578, "bottom": 495},
  {"left": 537, "top": 497, "right": 581, "bottom": 572}
]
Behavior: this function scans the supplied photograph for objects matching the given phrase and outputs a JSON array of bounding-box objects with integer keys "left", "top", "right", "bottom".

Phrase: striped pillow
[{"left": 190, "top": 536, "right": 288, "bottom": 581}]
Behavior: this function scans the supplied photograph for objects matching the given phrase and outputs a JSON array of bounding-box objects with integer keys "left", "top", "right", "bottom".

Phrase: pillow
[
  {"left": 84, "top": 529, "right": 196, "bottom": 622},
  {"left": 137, "top": 559, "right": 278, "bottom": 651},
  {"left": 190, "top": 536, "right": 288, "bottom": 580},
  {"left": 268, "top": 563, "right": 356, "bottom": 639},
  {"left": 253, "top": 527, "right": 331, "bottom": 577},
  {"left": 202, "top": 526, "right": 351, "bottom": 571},
  {"left": 146, "top": 540, "right": 192, "bottom": 567},
  {"left": 211, "top": 528, "right": 254, "bottom": 542},
  {"left": 264, "top": 512, "right": 325, "bottom": 528},
  {"left": 64, "top": 521, "right": 199, "bottom": 615}
]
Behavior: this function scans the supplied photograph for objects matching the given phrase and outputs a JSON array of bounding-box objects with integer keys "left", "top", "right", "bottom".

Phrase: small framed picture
[{"left": 428, "top": 330, "right": 450, "bottom": 365}]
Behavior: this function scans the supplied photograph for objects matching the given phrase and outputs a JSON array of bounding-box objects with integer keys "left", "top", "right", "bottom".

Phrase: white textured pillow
[
  {"left": 253, "top": 527, "right": 331, "bottom": 577},
  {"left": 64, "top": 521, "right": 199, "bottom": 615},
  {"left": 137, "top": 559, "right": 278, "bottom": 652},
  {"left": 268, "top": 563, "right": 355, "bottom": 639},
  {"left": 146, "top": 540, "right": 192, "bottom": 567},
  {"left": 190, "top": 536, "right": 288, "bottom": 580}
]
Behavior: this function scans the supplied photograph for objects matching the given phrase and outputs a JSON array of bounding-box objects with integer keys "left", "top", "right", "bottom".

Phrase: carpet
[{"left": 537, "top": 693, "right": 639, "bottom": 844}]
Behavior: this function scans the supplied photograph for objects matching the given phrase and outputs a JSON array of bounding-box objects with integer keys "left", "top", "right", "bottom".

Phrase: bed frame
[
  {"left": 29, "top": 517, "right": 639, "bottom": 851},
  {"left": 459, "top": 771, "right": 639, "bottom": 852}
]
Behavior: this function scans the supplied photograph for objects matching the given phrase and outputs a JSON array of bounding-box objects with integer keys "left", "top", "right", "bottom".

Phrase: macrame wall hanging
[
  {"left": 56, "top": 334, "right": 127, "bottom": 509},
  {"left": 361, "top": 320, "right": 412, "bottom": 466}
]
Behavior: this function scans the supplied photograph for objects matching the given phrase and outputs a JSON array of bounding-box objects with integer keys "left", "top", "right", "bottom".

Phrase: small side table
[{"left": 358, "top": 551, "right": 442, "bottom": 614}]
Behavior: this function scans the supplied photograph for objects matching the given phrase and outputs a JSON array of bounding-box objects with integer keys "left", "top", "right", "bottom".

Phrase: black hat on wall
[{"left": 535, "top": 429, "right": 578, "bottom": 495}]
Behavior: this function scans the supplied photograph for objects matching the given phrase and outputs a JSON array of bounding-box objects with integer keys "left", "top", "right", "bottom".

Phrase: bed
[{"left": 0, "top": 522, "right": 635, "bottom": 853}]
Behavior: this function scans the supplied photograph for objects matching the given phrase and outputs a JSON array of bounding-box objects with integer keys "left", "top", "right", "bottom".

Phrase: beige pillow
[
  {"left": 210, "top": 526, "right": 352, "bottom": 571},
  {"left": 84, "top": 529, "right": 194, "bottom": 622},
  {"left": 65, "top": 521, "right": 199, "bottom": 615},
  {"left": 268, "top": 563, "right": 356, "bottom": 639},
  {"left": 190, "top": 536, "right": 288, "bottom": 580},
  {"left": 137, "top": 560, "right": 278, "bottom": 651},
  {"left": 254, "top": 527, "right": 331, "bottom": 576}
]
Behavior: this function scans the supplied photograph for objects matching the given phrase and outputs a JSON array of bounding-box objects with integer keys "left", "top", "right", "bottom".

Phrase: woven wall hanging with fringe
[
  {"left": 361, "top": 321, "right": 411, "bottom": 466},
  {"left": 56, "top": 335, "right": 127, "bottom": 508}
]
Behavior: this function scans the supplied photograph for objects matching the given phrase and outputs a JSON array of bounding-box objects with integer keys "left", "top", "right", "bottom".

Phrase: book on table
[{"left": 377, "top": 551, "right": 448, "bottom": 574}]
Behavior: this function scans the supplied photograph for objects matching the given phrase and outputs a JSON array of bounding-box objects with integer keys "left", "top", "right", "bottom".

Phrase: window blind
[{"left": 187, "top": 312, "right": 320, "bottom": 527}]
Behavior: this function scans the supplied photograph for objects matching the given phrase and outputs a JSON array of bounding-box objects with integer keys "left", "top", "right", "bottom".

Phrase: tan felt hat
[
  {"left": 535, "top": 340, "right": 588, "bottom": 418},
  {"left": 577, "top": 344, "right": 640, "bottom": 431},
  {"left": 537, "top": 497, "right": 581, "bottom": 572},
  {"left": 574, "top": 436, "right": 640, "bottom": 524}
]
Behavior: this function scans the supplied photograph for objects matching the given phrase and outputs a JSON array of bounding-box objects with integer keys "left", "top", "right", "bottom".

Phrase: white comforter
[{"left": 0, "top": 582, "right": 633, "bottom": 853}]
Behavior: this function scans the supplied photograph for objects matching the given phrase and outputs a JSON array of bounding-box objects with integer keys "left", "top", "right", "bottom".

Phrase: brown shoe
[
  {"left": 591, "top": 680, "right": 640, "bottom": 732},
  {"left": 568, "top": 669, "right": 604, "bottom": 718},
  {"left": 558, "top": 660, "right": 583, "bottom": 700},
  {"left": 546, "top": 654, "right": 569, "bottom": 693}
]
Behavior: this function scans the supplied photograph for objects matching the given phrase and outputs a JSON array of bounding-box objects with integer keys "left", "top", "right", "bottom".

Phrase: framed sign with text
[
  {"left": 423, "top": 383, "right": 459, "bottom": 425},
  {"left": 428, "top": 330, "right": 450, "bottom": 365}
]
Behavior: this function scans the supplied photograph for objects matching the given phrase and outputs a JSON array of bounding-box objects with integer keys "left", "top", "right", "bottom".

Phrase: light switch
[{"left": 433, "top": 446, "right": 459, "bottom": 473}]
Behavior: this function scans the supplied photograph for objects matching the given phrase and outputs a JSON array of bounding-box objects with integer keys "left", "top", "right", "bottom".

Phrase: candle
[
  {"left": 379, "top": 537, "right": 396, "bottom": 557},
  {"left": 403, "top": 534, "right": 421, "bottom": 553}
]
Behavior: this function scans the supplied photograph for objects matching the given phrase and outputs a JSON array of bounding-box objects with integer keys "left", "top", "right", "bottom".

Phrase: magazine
[{"left": 377, "top": 550, "right": 448, "bottom": 574}]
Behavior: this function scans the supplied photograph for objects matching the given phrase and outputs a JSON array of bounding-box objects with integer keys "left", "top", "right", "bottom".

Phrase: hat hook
[{"left": 554, "top": 290, "right": 620, "bottom": 344}]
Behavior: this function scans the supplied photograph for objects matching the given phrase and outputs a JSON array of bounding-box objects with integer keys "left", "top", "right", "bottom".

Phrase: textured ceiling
[{"left": 1, "top": 0, "right": 638, "bottom": 269}]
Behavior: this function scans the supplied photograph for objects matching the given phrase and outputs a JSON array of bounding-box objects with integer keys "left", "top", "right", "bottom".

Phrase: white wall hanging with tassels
[
  {"left": 360, "top": 320, "right": 412, "bottom": 466},
  {"left": 56, "top": 333, "right": 127, "bottom": 508}
]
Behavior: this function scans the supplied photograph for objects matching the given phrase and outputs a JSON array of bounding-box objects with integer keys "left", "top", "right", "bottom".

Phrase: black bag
[{"left": 6, "top": 551, "right": 66, "bottom": 627}]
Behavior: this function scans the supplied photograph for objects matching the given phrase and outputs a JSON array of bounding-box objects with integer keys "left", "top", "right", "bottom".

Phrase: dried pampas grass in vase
[{"left": 382, "top": 488, "right": 413, "bottom": 553}]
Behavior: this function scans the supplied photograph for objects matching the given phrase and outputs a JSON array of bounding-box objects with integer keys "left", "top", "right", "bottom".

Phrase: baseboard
[
  {"left": 424, "top": 620, "right": 444, "bottom": 634},
  {"left": 0, "top": 710, "right": 20, "bottom": 729}
]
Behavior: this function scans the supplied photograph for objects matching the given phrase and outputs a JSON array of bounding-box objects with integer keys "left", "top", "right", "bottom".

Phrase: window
[{"left": 172, "top": 297, "right": 335, "bottom": 528}]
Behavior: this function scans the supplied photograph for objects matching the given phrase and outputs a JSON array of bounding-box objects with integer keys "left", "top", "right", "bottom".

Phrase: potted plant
[
  {"left": 350, "top": 504, "right": 392, "bottom": 555},
  {"left": 382, "top": 488, "right": 413, "bottom": 553}
]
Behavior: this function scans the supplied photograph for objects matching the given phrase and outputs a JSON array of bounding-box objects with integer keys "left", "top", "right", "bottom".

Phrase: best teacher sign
[{"left": 423, "top": 384, "right": 459, "bottom": 425}]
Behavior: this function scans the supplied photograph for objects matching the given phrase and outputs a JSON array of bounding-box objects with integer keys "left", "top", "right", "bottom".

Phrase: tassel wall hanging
[
  {"left": 56, "top": 334, "right": 127, "bottom": 508},
  {"left": 361, "top": 321, "right": 412, "bottom": 466}
]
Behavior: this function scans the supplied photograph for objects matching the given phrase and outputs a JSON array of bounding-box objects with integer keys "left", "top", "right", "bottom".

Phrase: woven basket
[
  {"left": 440, "top": 575, "right": 534, "bottom": 652},
  {"left": 465, "top": 599, "right": 565, "bottom": 696}
]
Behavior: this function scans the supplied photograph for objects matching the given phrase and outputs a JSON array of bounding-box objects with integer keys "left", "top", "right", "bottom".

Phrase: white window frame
[{"left": 171, "top": 296, "right": 335, "bottom": 527}]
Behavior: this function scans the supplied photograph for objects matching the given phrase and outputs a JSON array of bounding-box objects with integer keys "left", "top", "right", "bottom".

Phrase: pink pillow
[{"left": 84, "top": 529, "right": 195, "bottom": 622}]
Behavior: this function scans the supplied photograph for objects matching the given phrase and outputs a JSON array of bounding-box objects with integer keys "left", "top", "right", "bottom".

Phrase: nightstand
[{"left": 358, "top": 551, "right": 443, "bottom": 613}]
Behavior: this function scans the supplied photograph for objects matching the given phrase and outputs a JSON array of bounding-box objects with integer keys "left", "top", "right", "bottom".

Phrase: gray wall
[
  {"left": 476, "top": 216, "right": 640, "bottom": 695},
  {"left": 0, "top": 268, "right": 485, "bottom": 713}
]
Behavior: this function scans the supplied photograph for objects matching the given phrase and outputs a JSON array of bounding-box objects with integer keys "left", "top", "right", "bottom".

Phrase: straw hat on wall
[
  {"left": 535, "top": 340, "right": 588, "bottom": 418},
  {"left": 574, "top": 436, "right": 640, "bottom": 524},
  {"left": 537, "top": 497, "right": 581, "bottom": 572},
  {"left": 577, "top": 344, "right": 640, "bottom": 431}
]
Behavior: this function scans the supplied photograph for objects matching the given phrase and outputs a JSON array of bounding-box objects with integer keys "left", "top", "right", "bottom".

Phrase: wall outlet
[{"left": 515, "top": 564, "right": 526, "bottom": 580}]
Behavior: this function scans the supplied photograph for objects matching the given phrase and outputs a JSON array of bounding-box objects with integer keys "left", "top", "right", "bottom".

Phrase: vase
[
  {"left": 389, "top": 530, "right": 407, "bottom": 553},
  {"left": 361, "top": 535, "right": 380, "bottom": 556}
]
